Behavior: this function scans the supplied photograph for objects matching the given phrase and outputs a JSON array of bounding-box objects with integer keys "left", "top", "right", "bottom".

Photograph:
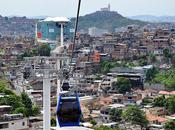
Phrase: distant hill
[
  {"left": 129, "top": 15, "right": 175, "bottom": 23},
  {"left": 70, "top": 11, "right": 147, "bottom": 32},
  {"left": 0, "top": 16, "right": 35, "bottom": 36},
  {"left": 27, "top": 16, "right": 49, "bottom": 19}
]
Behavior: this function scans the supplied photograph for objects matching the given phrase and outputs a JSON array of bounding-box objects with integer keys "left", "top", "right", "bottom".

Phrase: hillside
[
  {"left": 129, "top": 15, "right": 175, "bottom": 23},
  {"left": 71, "top": 11, "right": 147, "bottom": 32},
  {"left": 0, "top": 15, "right": 35, "bottom": 36}
]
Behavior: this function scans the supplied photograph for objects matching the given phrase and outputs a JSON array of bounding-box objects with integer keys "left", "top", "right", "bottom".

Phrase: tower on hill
[
  {"left": 108, "top": 4, "right": 111, "bottom": 11},
  {"left": 100, "top": 4, "right": 111, "bottom": 12}
]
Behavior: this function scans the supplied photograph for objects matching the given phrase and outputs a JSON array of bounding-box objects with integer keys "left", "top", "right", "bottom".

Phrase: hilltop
[
  {"left": 71, "top": 11, "right": 147, "bottom": 32},
  {"left": 0, "top": 11, "right": 147, "bottom": 37}
]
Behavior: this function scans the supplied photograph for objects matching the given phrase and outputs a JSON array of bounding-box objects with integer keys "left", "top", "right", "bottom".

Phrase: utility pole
[
  {"left": 43, "top": 70, "right": 51, "bottom": 130},
  {"left": 24, "top": 56, "right": 70, "bottom": 130}
]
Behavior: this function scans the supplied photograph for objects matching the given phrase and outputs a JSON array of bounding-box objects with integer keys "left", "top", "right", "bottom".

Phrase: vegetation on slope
[
  {"left": 71, "top": 11, "right": 147, "bottom": 32},
  {"left": 0, "top": 79, "right": 40, "bottom": 117},
  {"left": 154, "top": 68, "right": 175, "bottom": 90}
]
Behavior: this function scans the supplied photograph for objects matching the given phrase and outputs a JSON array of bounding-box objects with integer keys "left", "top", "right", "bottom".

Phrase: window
[
  {"left": 128, "top": 97, "right": 132, "bottom": 100},
  {"left": 0, "top": 123, "right": 9, "bottom": 129},
  {"left": 11, "top": 123, "right": 14, "bottom": 125},
  {"left": 22, "top": 122, "right": 25, "bottom": 126}
]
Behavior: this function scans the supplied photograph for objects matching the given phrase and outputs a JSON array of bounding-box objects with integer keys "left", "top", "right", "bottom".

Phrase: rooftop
[
  {"left": 0, "top": 105, "right": 12, "bottom": 109},
  {"left": 159, "top": 91, "right": 175, "bottom": 95},
  {"left": 146, "top": 114, "right": 168, "bottom": 123},
  {"left": 51, "top": 126, "right": 93, "bottom": 130},
  {"left": 43, "top": 17, "right": 70, "bottom": 22}
]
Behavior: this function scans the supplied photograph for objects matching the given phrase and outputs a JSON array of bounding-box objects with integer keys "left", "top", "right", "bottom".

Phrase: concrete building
[
  {"left": 0, "top": 114, "right": 29, "bottom": 130},
  {"left": 36, "top": 17, "right": 72, "bottom": 49},
  {"left": 88, "top": 27, "right": 108, "bottom": 37}
]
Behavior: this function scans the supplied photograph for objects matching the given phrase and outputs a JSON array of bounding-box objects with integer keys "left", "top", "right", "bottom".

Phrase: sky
[{"left": 0, "top": 0, "right": 175, "bottom": 17}]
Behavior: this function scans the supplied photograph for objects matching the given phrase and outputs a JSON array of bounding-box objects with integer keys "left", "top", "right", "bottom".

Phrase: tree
[
  {"left": 32, "top": 105, "right": 40, "bottom": 116},
  {"left": 0, "top": 80, "right": 15, "bottom": 95},
  {"left": 51, "top": 117, "right": 57, "bottom": 127},
  {"left": 153, "top": 95, "right": 166, "bottom": 107},
  {"left": 138, "top": 55, "right": 148, "bottom": 66},
  {"left": 0, "top": 95, "right": 23, "bottom": 110},
  {"left": 109, "top": 108, "right": 122, "bottom": 122},
  {"left": 38, "top": 44, "right": 51, "bottom": 56},
  {"left": 165, "top": 96, "right": 175, "bottom": 114},
  {"left": 31, "top": 48, "right": 38, "bottom": 56},
  {"left": 163, "top": 48, "right": 172, "bottom": 63},
  {"left": 0, "top": 80, "right": 40, "bottom": 117},
  {"left": 113, "top": 77, "right": 132, "bottom": 94},
  {"left": 171, "top": 54, "right": 175, "bottom": 67},
  {"left": 14, "top": 107, "right": 27, "bottom": 117},
  {"left": 138, "top": 59, "right": 148, "bottom": 66},
  {"left": 142, "top": 97, "right": 152, "bottom": 106},
  {"left": 100, "top": 61, "right": 111, "bottom": 74},
  {"left": 149, "top": 53, "right": 156, "bottom": 63},
  {"left": 122, "top": 105, "right": 148, "bottom": 129},
  {"left": 21, "top": 92, "right": 33, "bottom": 117},
  {"left": 146, "top": 67, "right": 158, "bottom": 82},
  {"left": 154, "top": 68, "right": 175, "bottom": 90},
  {"left": 163, "top": 48, "right": 171, "bottom": 59},
  {"left": 164, "top": 120, "right": 175, "bottom": 130}
]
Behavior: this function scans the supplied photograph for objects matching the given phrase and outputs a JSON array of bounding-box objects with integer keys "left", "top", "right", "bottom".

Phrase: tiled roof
[
  {"left": 159, "top": 91, "right": 175, "bottom": 95},
  {"left": 146, "top": 114, "right": 168, "bottom": 123}
]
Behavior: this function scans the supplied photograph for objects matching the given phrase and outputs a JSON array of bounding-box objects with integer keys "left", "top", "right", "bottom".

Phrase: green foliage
[
  {"left": 0, "top": 95, "right": 24, "bottom": 109},
  {"left": 99, "top": 60, "right": 137, "bottom": 74},
  {"left": 113, "top": 77, "right": 132, "bottom": 94},
  {"left": 14, "top": 107, "right": 27, "bottom": 117},
  {"left": 154, "top": 68, "right": 175, "bottom": 90},
  {"left": 31, "top": 48, "right": 38, "bottom": 56},
  {"left": 138, "top": 59, "right": 148, "bottom": 66},
  {"left": 171, "top": 54, "right": 175, "bottom": 67},
  {"left": 32, "top": 105, "right": 40, "bottom": 116},
  {"left": 38, "top": 44, "right": 51, "bottom": 56},
  {"left": 0, "top": 80, "right": 14, "bottom": 95},
  {"left": 71, "top": 11, "right": 146, "bottom": 32},
  {"left": 19, "top": 48, "right": 39, "bottom": 60},
  {"left": 109, "top": 108, "right": 122, "bottom": 122},
  {"left": 146, "top": 67, "right": 158, "bottom": 82},
  {"left": 149, "top": 53, "right": 156, "bottom": 63},
  {"left": 163, "top": 48, "right": 172, "bottom": 59},
  {"left": 100, "top": 61, "right": 112, "bottom": 74},
  {"left": 94, "top": 74, "right": 102, "bottom": 80},
  {"left": 165, "top": 96, "right": 175, "bottom": 114},
  {"left": 51, "top": 117, "right": 57, "bottom": 127},
  {"left": 153, "top": 95, "right": 166, "bottom": 107},
  {"left": 142, "top": 98, "right": 153, "bottom": 106},
  {"left": 122, "top": 105, "right": 148, "bottom": 128},
  {"left": 90, "top": 120, "right": 97, "bottom": 126},
  {"left": 0, "top": 80, "right": 40, "bottom": 117},
  {"left": 153, "top": 95, "right": 175, "bottom": 114},
  {"left": 164, "top": 120, "right": 175, "bottom": 130},
  {"left": 94, "top": 126, "right": 121, "bottom": 130},
  {"left": 137, "top": 55, "right": 148, "bottom": 66},
  {"left": 21, "top": 92, "right": 33, "bottom": 117}
]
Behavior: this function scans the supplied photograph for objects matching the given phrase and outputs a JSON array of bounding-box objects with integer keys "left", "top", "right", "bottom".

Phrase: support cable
[{"left": 71, "top": 0, "right": 81, "bottom": 62}]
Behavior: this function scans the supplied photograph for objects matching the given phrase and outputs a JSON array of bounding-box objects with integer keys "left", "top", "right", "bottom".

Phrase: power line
[{"left": 71, "top": 0, "right": 81, "bottom": 62}]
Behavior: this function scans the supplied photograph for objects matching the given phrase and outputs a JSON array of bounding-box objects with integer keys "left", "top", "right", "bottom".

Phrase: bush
[{"left": 90, "top": 120, "right": 97, "bottom": 126}]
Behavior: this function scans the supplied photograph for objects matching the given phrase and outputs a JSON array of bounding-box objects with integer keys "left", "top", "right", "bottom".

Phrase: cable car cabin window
[{"left": 57, "top": 97, "right": 81, "bottom": 127}]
